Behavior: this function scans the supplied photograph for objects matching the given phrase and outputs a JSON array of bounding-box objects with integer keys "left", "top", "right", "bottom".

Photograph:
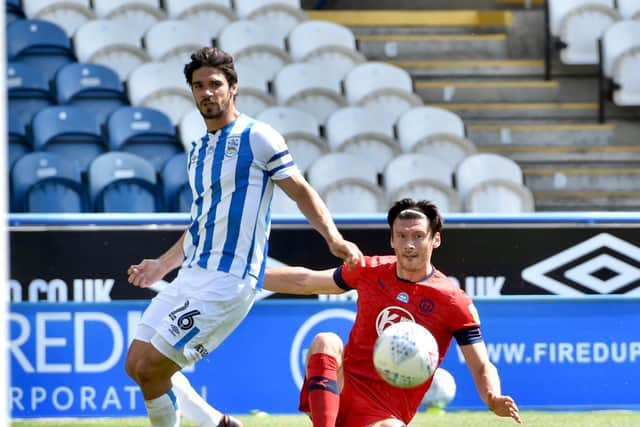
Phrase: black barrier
[{"left": 8, "top": 213, "right": 640, "bottom": 301}]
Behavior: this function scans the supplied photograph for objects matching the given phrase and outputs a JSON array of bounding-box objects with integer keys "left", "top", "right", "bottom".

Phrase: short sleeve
[
  {"left": 334, "top": 256, "right": 374, "bottom": 290},
  {"left": 250, "top": 121, "right": 299, "bottom": 180},
  {"left": 448, "top": 288, "right": 481, "bottom": 333}
]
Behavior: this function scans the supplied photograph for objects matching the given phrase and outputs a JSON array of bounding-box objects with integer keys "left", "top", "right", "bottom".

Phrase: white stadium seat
[
  {"left": 271, "top": 185, "right": 302, "bottom": 215},
  {"left": 455, "top": 153, "right": 534, "bottom": 213},
  {"left": 396, "top": 106, "right": 477, "bottom": 168},
  {"left": 257, "top": 106, "right": 327, "bottom": 173},
  {"left": 384, "top": 154, "right": 460, "bottom": 212},
  {"left": 617, "top": 0, "right": 640, "bottom": 20},
  {"left": 178, "top": 107, "right": 207, "bottom": 150},
  {"left": 548, "top": 0, "right": 621, "bottom": 64},
  {"left": 74, "top": 19, "right": 151, "bottom": 80},
  {"left": 273, "top": 62, "right": 347, "bottom": 124},
  {"left": 325, "top": 106, "right": 400, "bottom": 173},
  {"left": 93, "top": 0, "right": 166, "bottom": 40},
  {"left": 235, "top": 63, "right": 277, "bottom": 117},
  {"left": 164, "top": 0, "right": 236, "bottom": 40},
  {"left": 307, "top": 153, "right": 385, "bottom": 214},
  {"left": 22, "top": 0, "right": 95, "bottom": 36},
  {"left": 234, "top": 0, "right": 306, "bottom": 41},
  {"left": 127, "top": 62, "right": 193, "bottom": 125},
  {"left": 287, "top": 20, "right": 366, "bottom": 78},
  {"left": 218, "top": 19, "right": 291, "bottom": 81},
  {"left": 144, "top": 20, "right": 212, "bottom": 67},
  {"left": 343, "top": 62, "right": 422, "bottom": 128},
  {"left": 601, "top": 20, "right": 640, "bottom": 106}
]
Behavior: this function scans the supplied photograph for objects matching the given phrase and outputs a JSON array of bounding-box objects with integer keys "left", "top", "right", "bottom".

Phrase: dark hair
[
  {"left": 184, "top": 47, "right": 238, "bottom": 88},
  {"left": 387, "top": 198, "right": 443, "bottom": 236}
]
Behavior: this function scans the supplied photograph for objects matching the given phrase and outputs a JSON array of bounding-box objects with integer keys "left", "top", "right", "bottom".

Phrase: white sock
[
  {"left": 172, "top": 371, "right": 222, "bottom": 427},
  {"left": 145, "top": 389, "right": 180, "bottom": 427}
]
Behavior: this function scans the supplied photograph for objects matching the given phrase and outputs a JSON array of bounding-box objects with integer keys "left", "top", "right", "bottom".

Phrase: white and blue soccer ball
[
  {"left": 373, "top": 321, "right": 439, "bottom": 388},
  {"left": 422, "top": 367, "right": 457, "bottom": 409}
]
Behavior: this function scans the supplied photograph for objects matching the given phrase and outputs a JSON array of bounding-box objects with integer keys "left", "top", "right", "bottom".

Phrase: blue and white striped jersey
[{"left": 182, "top": 114, "right": 297, "bottom": 285}]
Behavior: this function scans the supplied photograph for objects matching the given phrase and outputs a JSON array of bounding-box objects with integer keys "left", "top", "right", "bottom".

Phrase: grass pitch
[{"left": 11, "top": 411, "right": 640, "bottom": 427}]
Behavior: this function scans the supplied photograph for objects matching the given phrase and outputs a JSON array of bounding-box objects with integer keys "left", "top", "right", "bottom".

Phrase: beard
[{"left": 199, "top": 96, "right": 230, "bottom": 120}]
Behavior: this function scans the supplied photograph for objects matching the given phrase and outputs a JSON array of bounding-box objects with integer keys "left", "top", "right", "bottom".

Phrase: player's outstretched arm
[
  {"left": 276, "top": 174, "right": 363, "bottom": 269},
  {"left": 460, "top": 342, "right": 522, "bottom": 424},
  {"left": 263, "top": 267, "right": 344, "bottom": 296},
  {"left": 127, "top": 230, "right": 187, "bottom": 287}
]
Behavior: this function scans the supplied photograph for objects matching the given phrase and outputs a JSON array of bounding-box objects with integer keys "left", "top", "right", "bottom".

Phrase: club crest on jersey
[
  {"left": 419, "top": 298, "right": 435, "bottom": 313},
  {"left": 225, "top": 135, "right": 240, "bottom": 157},
  {"left": 396, "top": 292, "right": 409, "bottom": 304}
]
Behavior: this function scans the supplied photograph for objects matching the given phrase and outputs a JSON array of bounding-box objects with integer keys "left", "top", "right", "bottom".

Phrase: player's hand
[
  {"left": 328, "top": 238, "right": 364, "bottom": 270},
  {"left": 488, "top": 391, "right": 521, "bottom": 424},
  {"left": 127, "top": 259, "right": 168, "bottom": 288}
]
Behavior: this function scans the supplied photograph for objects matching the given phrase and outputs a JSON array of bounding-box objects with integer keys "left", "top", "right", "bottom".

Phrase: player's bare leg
[{"left": 303, "top": 332, "right": 344, "bottom": 427}]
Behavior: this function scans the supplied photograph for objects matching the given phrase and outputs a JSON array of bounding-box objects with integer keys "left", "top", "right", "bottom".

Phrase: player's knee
[
  {"left": 133, "top": 359, "right": 162, "bottom": 386},
  {"left": 309, "top": 332, "right": 343, "bottom": 357}
]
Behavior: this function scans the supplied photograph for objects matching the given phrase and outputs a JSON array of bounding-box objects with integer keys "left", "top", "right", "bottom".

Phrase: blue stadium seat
[
  {"left": 31, "top": 106, "right": 106, "bottom": 173},
  {"left": 6, "top": 0, "right": 26, "bottom": 23},
  {"left": 10, "top": 151, "right": 88, "bottom": 213},
  {"left": 54, "top": 62, "right": 128, "bottom": 126},
  {"left": 161, "top": 152, "right": 191, "bottom": 213},
  {"left": 87, "top": 152, "right": 163, "bottom": 213},
  {"left": 7, "top": 19, "right": 76, "bottom": 83},
  {"left": 7, "top": 62, "right": 55, "bottom": 124},
  {"left": 8, "top": 111, "right": 31, "bottom": 168},
  {"left": 107, "top": 106, "right": 184, "bottom": 172}
]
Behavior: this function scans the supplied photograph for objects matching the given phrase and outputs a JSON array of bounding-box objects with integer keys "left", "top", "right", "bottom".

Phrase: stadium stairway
[{"left": 308, "top": 3, "right": 640, "bottom": 211}]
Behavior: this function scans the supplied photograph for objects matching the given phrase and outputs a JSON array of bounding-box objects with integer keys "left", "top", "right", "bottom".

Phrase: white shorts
[{"left": 134, "top": 266, "right": 258, "bottom": 368}]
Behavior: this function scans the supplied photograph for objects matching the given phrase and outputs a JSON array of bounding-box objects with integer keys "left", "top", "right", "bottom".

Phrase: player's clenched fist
[{"left": 127, "top": 259, "right": 168, "bottom": 287}]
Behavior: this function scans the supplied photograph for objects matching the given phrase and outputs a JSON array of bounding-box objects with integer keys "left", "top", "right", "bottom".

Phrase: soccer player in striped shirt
[
  {"left": 125, "top": 47, "right": 362, "bottom": 427},
  {"left": 264, "top": 199, "right": 521, "bottom": 427}
]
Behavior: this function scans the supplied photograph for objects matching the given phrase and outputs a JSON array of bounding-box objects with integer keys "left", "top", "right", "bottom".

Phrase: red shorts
[{"left": 299, "top": 375, "right": 406, "bottom": 427}]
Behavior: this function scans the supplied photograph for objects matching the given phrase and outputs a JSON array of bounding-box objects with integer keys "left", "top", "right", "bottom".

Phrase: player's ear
[
  {"left": 389, "top": 235, "right": 395, "bottom": 250},
  {"left": 432, "top": 232, "right": 441, "bottom": 249}
]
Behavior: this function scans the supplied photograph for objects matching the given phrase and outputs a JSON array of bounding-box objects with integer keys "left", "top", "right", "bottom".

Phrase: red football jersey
[{"left": 335, "top": 255, "right": 480, "bottom": 423}]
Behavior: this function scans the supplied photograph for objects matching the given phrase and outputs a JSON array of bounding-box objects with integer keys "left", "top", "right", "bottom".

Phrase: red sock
[{"left": 306, "top": 353, "right": 339, "bottom": 427}]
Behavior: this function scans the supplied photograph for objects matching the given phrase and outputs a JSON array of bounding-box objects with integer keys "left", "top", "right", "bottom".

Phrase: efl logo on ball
[{"left": 373, "top": 321, "right": 439, "bottom": 388}]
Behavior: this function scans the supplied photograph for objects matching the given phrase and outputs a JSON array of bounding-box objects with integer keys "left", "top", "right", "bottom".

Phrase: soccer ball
[
  {"left": 373, "top": 321, "right": 439, "bottom": 388},
  {"left": 422, "top": 367, "right": 457, "bottom": 409}
]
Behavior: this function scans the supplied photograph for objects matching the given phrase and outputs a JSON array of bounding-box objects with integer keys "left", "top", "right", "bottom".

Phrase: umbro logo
[{"left": 522, "top": 233, "right": 640, "bottom": 295}]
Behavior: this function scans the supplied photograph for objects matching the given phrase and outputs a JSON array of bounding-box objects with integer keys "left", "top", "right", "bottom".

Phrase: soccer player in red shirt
[{"left": 264, "top": 198, "right": 521, "bottom": 427}]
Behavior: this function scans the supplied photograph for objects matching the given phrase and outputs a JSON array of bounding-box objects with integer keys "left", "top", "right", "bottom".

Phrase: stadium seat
[
  {"left": 164, "top": 0, "right": 236, "bottom": 40},
  {"left": 53, "top": 62, "right": 128, "bottom": 126},
  {"left": 617, "top": 0, "right": 640, "bottom": 20},
  {"left": 273, "top": 62, "right": 347, "bottom": 124},
  {"left": 599, "top": 20, "right": 640, "bottom": 121},
  {"left": 31, "top": 106, "right": 105, "bottom": 172},
  {"left": 234, "top": 63, "right": 277, "bottom": 117},
  {"left": 234, "top": 0, "right": 306, "bottom": 41},
  {"left": 107, "top": 106, "right": 184, "bottom": 172},
  {"left": 343, "top": 62, "right": 422, "bottom": 128},
  {"left": 178, "top": 107, "right": 207, "bottom": 151},
  {"left": 92, "top": 0, "right": 166, "bottom": 40},
  {"left": 547, "top": 0, "right": 621, "bottom": 65},
  {"left": 7, "top": 19, "right": 76, "bottom": 83},
  {"left": 87, "top": 152, "right": 163, "bottom": 213},
  {"left": 10, "top": 152, "right": 88, "bottom": 213},
  {"left": 257, "top": 106, "right": 327, "bottom": 173},
  {"left": 6, "top": 0, "right": 26, "bottom": 23},
  {"left": 455, "top": 153, "right": 535, "bottom": 213},
  {"left": 218, "top": 19, "right": 291, "bottom": 81},
  {"left": 287, "top": 20, "right": 365, "bottom": 78},
  {"left": 383, "top": 154, "right": 460, "bottom": 213},
  {"left": 127, "top": 62, "right": 193, "bottom": 125},
  {"left": 22, "top": 0, "right": 95, "bottom": 36},
  {"left": 143, "top": 20, "right": 212, "bottom": 67},
  {"left": 396, "top": 106, "right": 477, "bottom": 168},
  {"left": 307, "top": 153, "right": 385, "bottom": 214},
  {"left": 271, "top": 185, "right": 301, "bottom": 215},
  {"left": 160, "top": 152, "right": 191, "bottom": 212},
  {"left": 74, "top": 19, "right": 151, "bottom": 80},
  {"left": 8, "top": 111, "right": 31, "bottom": 169},
  {"left": 325, "top": 106, "right": 399, "bottom": 173},
  {"left": 7, "top": 62, "right": 55, "bottom": 124}
]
